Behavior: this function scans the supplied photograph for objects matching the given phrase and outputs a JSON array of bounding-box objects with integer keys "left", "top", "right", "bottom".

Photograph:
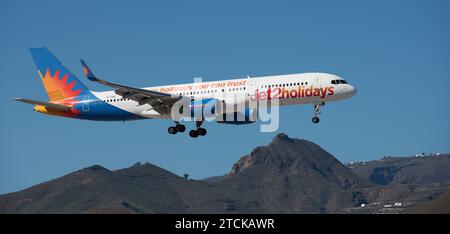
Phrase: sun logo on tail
[
  {"left": 38, "top": 68, "right": 83, "bottom": 101},
  {"left": 37, "top": 68, "right": 83, "bottom": 116}
]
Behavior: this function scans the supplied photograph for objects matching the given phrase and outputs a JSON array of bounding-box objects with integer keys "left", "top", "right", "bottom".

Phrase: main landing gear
[
  {"left": 312, "top": 102, "right": 325, "bottom": 124},
  {"left": 189, "top": 121, "right": 207, "bottom": 138},
  {"left": 167, "top": 121, "right": 207, "bottom": 138},
  {"left": 167, "top": 122, "right": 186, "bottom": 135}
]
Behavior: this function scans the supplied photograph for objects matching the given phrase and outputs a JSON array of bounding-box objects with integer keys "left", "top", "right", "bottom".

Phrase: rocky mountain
[
  {"left": 220, "top": 133, "right": 372, "bottom": 213},
  {"left": 406, "top": 191, "right": 450, "bottom": 214},
  {"left": 347, "top": 154, "right": 450, "bottom": 185},
  {"left": 0, "top": 133, "right": 448, "bottom": 214},
  {"left": 342, "top": 154, "right": 450, "bottom": 213},
  {"left": 0, "top": 164, "right": 183, "bottom": 214}
]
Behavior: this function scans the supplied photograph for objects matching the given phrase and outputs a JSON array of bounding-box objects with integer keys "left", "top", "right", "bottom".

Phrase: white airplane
[{"left": 14, "top": 47, "right": 357, "bottom": 137}]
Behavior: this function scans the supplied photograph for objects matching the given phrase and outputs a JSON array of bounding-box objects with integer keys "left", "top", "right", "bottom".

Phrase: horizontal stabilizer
[{"left": 13, "top": 98, "right": 71, "bottom": 111}]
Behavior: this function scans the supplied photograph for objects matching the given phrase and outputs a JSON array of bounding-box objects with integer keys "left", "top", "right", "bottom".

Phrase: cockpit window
[{"left": 331, "top": 79, "right": 348, "bottom": 85}]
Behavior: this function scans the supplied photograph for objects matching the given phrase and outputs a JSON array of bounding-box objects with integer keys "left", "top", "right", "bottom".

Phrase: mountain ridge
[{"left": 1, "top": 133, "right": 449, "bottom": 214}]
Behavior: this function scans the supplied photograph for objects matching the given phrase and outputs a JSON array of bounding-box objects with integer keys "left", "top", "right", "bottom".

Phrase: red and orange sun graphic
[{"left": 38, "top": 68, "right": 83, "bottom": 117}]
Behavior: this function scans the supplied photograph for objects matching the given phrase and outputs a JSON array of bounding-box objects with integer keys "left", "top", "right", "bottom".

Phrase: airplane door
[
  {"left": 314, "top": 77, "right": 324, "bottom": 104},
  {"left": 315, "top": 77, "right": 322, "bottom": 88},
  {"left": 82, "top": 96, "right": 89, "bottom": 112},
  {"left": 247, "top": 80, "right": 256, "bottom": 98}
]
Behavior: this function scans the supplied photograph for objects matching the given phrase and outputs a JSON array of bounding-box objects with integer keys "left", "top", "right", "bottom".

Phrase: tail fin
[{"left": 29, "top": 47, "right": 90, "bottom": 101}]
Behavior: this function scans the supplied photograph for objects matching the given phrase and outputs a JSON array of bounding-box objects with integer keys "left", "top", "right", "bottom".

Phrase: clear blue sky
[{"left": 1, "top": 0, "right": 449, "bottom": 194}]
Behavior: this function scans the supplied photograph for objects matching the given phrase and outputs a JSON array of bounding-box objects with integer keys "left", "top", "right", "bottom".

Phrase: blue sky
[{"left": 1, "top": 0, "right": 449, "bottom": 194}]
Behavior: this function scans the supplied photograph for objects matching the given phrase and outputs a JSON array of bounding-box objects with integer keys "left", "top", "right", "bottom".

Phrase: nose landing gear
[
  {"left": 312, "top": 116, "right": 320, "bottom": 124},
  {"left": 312, "top": 102, "right": 324, "bottom": 124}
]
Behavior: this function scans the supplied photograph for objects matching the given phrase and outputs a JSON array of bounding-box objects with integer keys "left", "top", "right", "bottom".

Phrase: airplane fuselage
[
  {"left": 18, "top": 47, "right": 357, "bottom": 137},
  {"left": 80, "top": 72, "right": 356, "bottom": 121}
]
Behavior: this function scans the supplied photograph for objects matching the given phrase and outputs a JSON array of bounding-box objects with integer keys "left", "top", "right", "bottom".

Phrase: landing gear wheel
[
  {"left": 189, "top": 130, "right": 199, "bottom": 138},
  {"left": 312, "top": 117, "right": 320, "bottom": 124},
  {"left": 168, "top": 126, "right": 178, "bottom": 134},
  {"left": 176, "top": 124, "right": 186, "bottom": 132},
  {"left": 197, "top": 128, "right": 207, "bottom": 136},
  {"left": 312, "top": 104, "right": 322, "bottom": 124}
]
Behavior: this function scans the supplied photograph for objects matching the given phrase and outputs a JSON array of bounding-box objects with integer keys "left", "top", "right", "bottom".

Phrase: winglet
[{"left": 80, "top": 59, "right": 98, "bottom": 81}]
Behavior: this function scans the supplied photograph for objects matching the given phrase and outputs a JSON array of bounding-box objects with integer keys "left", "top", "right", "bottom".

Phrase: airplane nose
[{"left": 350, "top": 86, "right": 357, "bottom": 96}]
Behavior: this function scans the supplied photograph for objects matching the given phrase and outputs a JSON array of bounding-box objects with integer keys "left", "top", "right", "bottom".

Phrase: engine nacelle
[
  {"left": 216, "top": 108, "right": 257, "bottom": 125},
  {"left": 187, "top": 98, "right": 216, "bottom": 121},
  {"left": 173, "top": 98, "right": 257, "bottom": 124}
]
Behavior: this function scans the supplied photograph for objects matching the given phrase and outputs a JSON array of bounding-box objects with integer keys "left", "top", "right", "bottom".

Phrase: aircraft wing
[
  {"left": 81, "top": 60, "right": 185, "bottom": 114},
  {"left": 13, "top": 98, "right": 71, "bottom": 111}
]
